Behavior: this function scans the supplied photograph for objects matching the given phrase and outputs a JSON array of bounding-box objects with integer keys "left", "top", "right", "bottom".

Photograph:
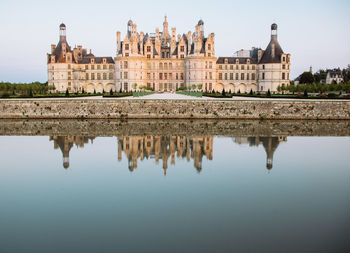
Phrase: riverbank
[{"left": 0, "top": 99, "right": 349, "bottom": 119}]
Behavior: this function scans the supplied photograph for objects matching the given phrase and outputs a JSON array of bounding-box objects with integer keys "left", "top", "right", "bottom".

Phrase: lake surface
[{"left": 0, "top": 120, "right": 349, "bottom": 253}]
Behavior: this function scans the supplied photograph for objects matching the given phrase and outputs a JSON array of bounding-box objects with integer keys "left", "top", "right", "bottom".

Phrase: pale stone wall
[{"left": 0, "top": 100, "right": 349, "bottom": 120}]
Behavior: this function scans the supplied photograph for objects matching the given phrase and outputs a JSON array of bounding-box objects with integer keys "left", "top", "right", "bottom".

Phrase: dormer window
[
  {"left": 236, "top": 59, "right": 239, "bottom": 64},
  {"left": 103, "top": 58, "right": 106, "bottom": 64},
  {"left": 208, "top": 44, "right": 211, "bottom": 50},
  {"left": 224, "top": 59, "right": 228, "bottom": 64},
  {"left": 247, "top": 59, "right": 250, "bottom": 64},
  {"left": 125, "top": 44, "right": 129, "bottom": 50},
  {"left": 91, "top": 58, "right": 95, "bottom": 64}
]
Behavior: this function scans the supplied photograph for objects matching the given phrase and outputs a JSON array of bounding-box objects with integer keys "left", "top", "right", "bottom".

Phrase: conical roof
[{"left": 259, "top": 35, "right": 284, "bottom": 64}]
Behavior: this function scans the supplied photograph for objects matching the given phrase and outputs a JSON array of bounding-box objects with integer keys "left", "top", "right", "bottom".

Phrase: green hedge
[
  {"left": 203, "top": 93, "right": 232, "bottom": 98},
  {"left": 176, "top": 92, "right": 203, "bottom": 98},
  {"left": 0, "top": 93, "right": 102, "bottom": 99},
  {"left": 133, "top": 92, "right": 155, "bottom": 97},
  {"left": 103, "top": 92, "right": 133, "bottom": 98}
]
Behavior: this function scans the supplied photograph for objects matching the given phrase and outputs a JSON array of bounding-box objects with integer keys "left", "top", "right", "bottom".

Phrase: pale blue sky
[{"left": 0, "top": 0, "right": 349, "bottom": 82}]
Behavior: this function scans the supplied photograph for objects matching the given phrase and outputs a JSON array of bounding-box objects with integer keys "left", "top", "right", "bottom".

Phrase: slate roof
[
  {"left": 259, "top": 35, "right": 284, "bottom": 64},
  {"left": 78, "top": 57, "right": 115, "bottom": 64},
  {"left": 216, "top": 57, "right": 257, "bottom": 64}
]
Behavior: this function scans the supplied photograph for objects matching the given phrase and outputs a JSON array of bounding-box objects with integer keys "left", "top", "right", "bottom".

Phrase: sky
[{"left": 0, "top": 0, "right": 349, "bottom": 82}]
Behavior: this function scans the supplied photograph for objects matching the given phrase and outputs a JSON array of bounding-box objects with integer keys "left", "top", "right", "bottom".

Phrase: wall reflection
[{"left": 50, "top": 135, "right": 287, "bottom": 173}]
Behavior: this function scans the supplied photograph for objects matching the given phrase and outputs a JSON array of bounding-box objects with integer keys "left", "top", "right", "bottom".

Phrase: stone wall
[{"left": 0, "top": 99, "right": 349, "bottom": 120}]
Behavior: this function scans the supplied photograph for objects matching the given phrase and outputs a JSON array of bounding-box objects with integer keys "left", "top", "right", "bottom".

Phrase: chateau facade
[{"left": 47, "top": 18, "right": 291, "bottom": 93}]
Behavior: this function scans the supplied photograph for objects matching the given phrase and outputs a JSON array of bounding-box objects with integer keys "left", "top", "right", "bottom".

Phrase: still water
[{"left": 0, "top": 120, "right": 349, "bottom": 253}]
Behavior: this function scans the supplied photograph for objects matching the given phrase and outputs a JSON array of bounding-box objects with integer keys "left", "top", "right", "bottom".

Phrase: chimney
[{"left": 117, "top": 31, "right": 121, "bottom": 55}]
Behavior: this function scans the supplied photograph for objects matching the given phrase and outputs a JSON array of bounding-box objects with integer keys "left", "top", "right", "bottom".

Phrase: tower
[
  {"left": 258, "top": 23, "right": 290, "bottom": 92},
  {"left": 59, "top": 23, "right": 66, "bottom": 42},
  {"left": 127, "top": 20, "right": 133, "bottom": 36},
  {"left": 198, "top": 19, "right": 204, "bottom": 38}
]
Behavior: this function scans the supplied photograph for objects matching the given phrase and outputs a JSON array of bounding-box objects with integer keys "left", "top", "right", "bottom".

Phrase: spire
[{"left": 163, "top": 15, "right": 169, "bottom": 35}]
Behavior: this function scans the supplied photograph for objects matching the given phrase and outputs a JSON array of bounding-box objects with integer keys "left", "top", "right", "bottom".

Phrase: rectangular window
[
  {"left": 124, "top": 61, "right": 128, "bottom": 69},
  {"left": 282, "top": 73, "right": 286, "bottom": 80},
  {"left": 230, "top": 73, "right": 234, "bottom": 80},
  {"left": 125, "top": 44, "right": 129, "bottom": 50},
  {"left": 91, "top": 73, "right": 95, "bottom": 80},
  {"left": 219, "top": 73, "right": 223, "bottom": 80},
  {"left": 180, "top": 73, "right": 184, "bottom": 80},
  {"left": 147, "top": 46, "right": 151, "bottom": 52},
  {"left": 124, "top": 72, "right": 128, "bottom": 79},
  {"left": 262, "top": 73, "right": 265, "bottom": 80},
  {"left": 159, "top": 73, "right": 163, "bottom": 80},
  {"left": 103, "top": 73, "right": 107, "bottom": 80},
  {"left": 86, "top": 73, "right": 89, "bottom": 80},
  {"left": 209, "top": 72, "right": 212, "bottom": 79},
  {"left": 176, "top": 73, "right": 179, "bottom": 80},
  {"left": 109, "top": 65, "right": 113, "bottom": 70},
  {"left": 97, "top": 65, "right": 101, "bottom": 70},
  {"left": 209, "top": 62, "right": 213, "bottom": 69},
  {"left": 252, "top": 65, "right": 255, "bottom": 70},
  {"left": 85, "top": 65, "right": 88, "bottom": 70},
  {"left": 219, "top": 65, "right": 222, "bottom": 70},
  {"left": 282, "top": 64, "right": 286, "bottom": 70},
  {"left": 225, "top": 73, "right": 228, "bottom": 80},
  {"left": 91, "top": 65, "right": 95, "bottom": 70},
  {"left": 180, "top": 46, "right": 184, "bottom": 52},
  {"left": 252, "top": 73, "right": 256, "bottom": 80},
  {"left": 247, "top": 74, "right": 250, "bottom": 80},
  {"left": 164, "top": 73, "right": 168, "bottom": 80},
  {"left": 241, "top": 65, "right": 245, "bottom": 70},
  {"left": 109, "top": 73, "right": 113, "bottom": 80},
  {"left": 97, "top": 73, "right": 101, "bottom": 80},
  {"left": 236, "top": 73, "right": 239, "bottom": 80},
  {"left": 241, "top": 73, "right": 244, "bottom": 80},
  {"left": 103, "top": 65, "right": 107, "bottom": 70},
  {"left": 124, "top": 82, "right": 128, "bottom": 91},
  {"left": 236, "top": 65, "right": 239, "bottom": 70}
]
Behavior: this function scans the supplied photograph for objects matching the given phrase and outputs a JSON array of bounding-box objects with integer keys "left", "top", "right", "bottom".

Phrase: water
[{"left": 0, "top": 120, "right": 349, "bottom": 253}]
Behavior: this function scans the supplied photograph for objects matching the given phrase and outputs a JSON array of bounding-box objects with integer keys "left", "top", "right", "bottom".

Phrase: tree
[
  {"left": 267, "top": 89, "right": 271, "bottom": 97},
  {"left": 304, "top": 89, "right": 308, "bottom": 98},
  {"left": 132, "top": 83, "right": 138, "bottom": 91},
  {"left": 29, "top": 89, "right": 33, "bottom": 97},
  {"left": 102, "top": 88, "right": 105, "bottom": 94},
  {"left": 82, "top": 88, "right": 85, "bottom": 94},
  {"left": 222, "top": 88, "right": 226, "bottom": 97},
  {"left": 250, "top": 89, "right": 253, "bottom": 95},
  {"left": 65, "top": 88, "right": 69, "bottom": 97},
  {"left": 110, "top": 88, "right": 113, "bottom": 96},
  {"left": 197, "top": 84, "right": 203, "bottom": 91},
  {"left": 94, "top": 89, "right": 96, "bottom": 94},
  {"left": 299, "top": 72, "right": 315, "bottom": 84}
]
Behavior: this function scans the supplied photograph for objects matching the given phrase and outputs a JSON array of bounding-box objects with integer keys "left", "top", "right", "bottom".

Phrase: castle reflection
[
  {"left": 50, "top": 135, "right": 287, "bottom": 173},
  {"left": 233, "top": 136, "right": 287, "bottom": 170},
  {"left": 117, "top": 136, "right": 213, "bottom": 174},
  {"left": 50, "top": 136, "right": 95, "bottom": 169}
]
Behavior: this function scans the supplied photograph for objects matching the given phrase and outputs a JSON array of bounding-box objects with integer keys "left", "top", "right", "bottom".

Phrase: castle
[{"left": 47, "top": 17, "right": 291, "bottom": 93}]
